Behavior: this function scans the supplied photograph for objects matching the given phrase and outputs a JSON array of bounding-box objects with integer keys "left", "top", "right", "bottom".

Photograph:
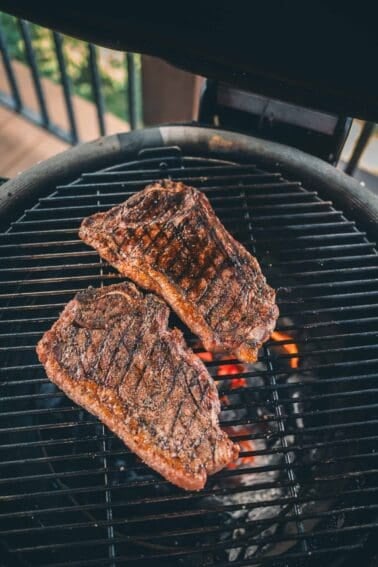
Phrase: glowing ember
[
  {"left": 271, "top": 331, "right": 300, "bottom": 369},
  {"left": 217, "top": 356, "right": 247, "bottom": 390},
  {"left": 197, "top": 351, "right": 254, "bottom": 468},
  {"left": 226, "top": 426, "right": 255, "bottom": 468},
  {"left": 197, "top": 351, "right": 213, "bottom": 362}
]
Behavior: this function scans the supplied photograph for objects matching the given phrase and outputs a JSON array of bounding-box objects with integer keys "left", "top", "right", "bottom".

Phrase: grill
[{"left": 0, "top": 125, "right": 378, "bottom": 567}]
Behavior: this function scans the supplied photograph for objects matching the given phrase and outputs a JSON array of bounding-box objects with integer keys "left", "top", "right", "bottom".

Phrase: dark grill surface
[{"left": 0, "top": 149, "right": 377, "bottom": 566}]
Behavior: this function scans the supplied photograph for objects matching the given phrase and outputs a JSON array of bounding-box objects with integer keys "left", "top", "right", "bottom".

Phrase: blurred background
[{"left": 0, "top": 11, "right": 377, "bottom": 192}]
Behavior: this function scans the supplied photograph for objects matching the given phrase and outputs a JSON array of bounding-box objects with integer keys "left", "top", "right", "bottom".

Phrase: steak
[
  {"left": 36, "top": 282, "right": 238, "bottom": 490},
  {"left": 79, "top": 180, "right": 279, "bottom": 362}
]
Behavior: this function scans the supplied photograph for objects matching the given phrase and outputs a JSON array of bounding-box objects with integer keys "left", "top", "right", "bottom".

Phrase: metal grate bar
[
  {"left": 26, "top": 203, "right": 340, "bottom": 221},
  {"left": 1, "top": 473, "right": 377, "bottom": 521},
  {"left": 2, "top": 427, "right": 377, "bottom": 456},
  {"left": 1, "top": 484, "right": 377, "bottom": 523},
  {"left": 1, "top": 444, "right": 377, "bottom": 487},
  {"left": 2, "top": 283, "right": 378, "bottom": 305},
  {"left": 24, "top": 204, "right": 337, "bottom": 220},
  {"left": 0, "top": 262, "right": 109, "bottom": 274},
  {"left": 0, "top": 241, "right": 373, "bottom": 262},
  {"left": 41, "top": 190, "right": 314, "bottom": 204},
  {"left": 56, "top": 178, "right": 303, "bottom": 192},
  {"left": 3, "top": 369, "right": 378, "bottom": 398},
  {"left": 8, "top": 218, "right": 357, "bottom": 233},
  {"left": 3, "top": 334, "right": 378, "bottom": 361},
  {"left": 8, "top": 524, "right": 377, "bottom": 560},
  {"left": 5, "top": 253, "right": 377, "bottom": 272},
  {"left": 83, "top": 163, "right": 261, "bottom": 178},
  {"left": 1, "top": 447, "right": 376, "bottom": 489},
  {"left": 3, "top": 502, "right": 377, "bottom": 537},
  {"left": 1, "top": 398, "right": 377, "bottom": 431},
  {"left": 0, "top": 229, "right": 368, "bottom": 244},
  {"left": 1, "top": 327, "right": 376, "bottom": 344}
]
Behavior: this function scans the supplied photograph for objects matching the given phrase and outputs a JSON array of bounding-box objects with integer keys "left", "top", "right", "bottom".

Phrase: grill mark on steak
[
  {"left": 176, "top": 379, "right": 210, "bottom": 446},
  {"left": 183, "top": 372, "right": 202, "bottom": 411},
  {"left": 183, "top": 226, "right": 226, "bottom": 295},
  {"left": 189, "top": 256, "right": 229, "bottom": 305},
  {"left": 155, "top": 219, "right": 205, "bottom": 284},
  {"left": 116, "top": 312, "right": 150, "bottom": 389},
  {"left": 79, "top": 181, "right": 279, "bottom": 363},
  {"left": 163, "top": 224, "right": 196, "bottom": 280},
  {"left": 159, "top": 356, "right": 182, "bottom": 412},
  {"left": 145, "top": 225, "right": 170, "bottom": 260},
  {"left": 37, "top": 283, "right": 238, "bottom": 491},
  {"left": 101, "top": 321, "right": 137, "bottom": 387},
  {"left": 206, "top": 283, "right": 235, "bottom": 326},
  {"left": 133, "top": 337, "right": 160, "bottom": 393},
  {"left": 91, "top": 329, "right": 115, "bottom": 377},
  {"left": 169, "top": 399, "right": 184, "bottom": 438},
  {"left": 213, "top": 281, "right": 249, "bottom": 331}
]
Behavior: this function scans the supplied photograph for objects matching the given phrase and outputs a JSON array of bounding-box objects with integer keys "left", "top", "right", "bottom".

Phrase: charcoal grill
[
  {"left": 0, "top": 125, "right": 377, "bottom": 566},
  {"left": 1, "top": 2, "right": 378, "bottom": 565}
]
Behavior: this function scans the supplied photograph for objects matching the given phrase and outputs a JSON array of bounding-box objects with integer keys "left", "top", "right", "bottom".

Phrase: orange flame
[{"left": 271, "top": 331, "right": 299, "bottom": 369}]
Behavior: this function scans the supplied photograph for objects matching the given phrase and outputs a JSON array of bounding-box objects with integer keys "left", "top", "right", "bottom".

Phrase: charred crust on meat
[
  {"left": 79, "top": 181, "right": 279, "bottom": 363},
  {"left": 36, "top": 282, "right": 239, "bottom": 491}
]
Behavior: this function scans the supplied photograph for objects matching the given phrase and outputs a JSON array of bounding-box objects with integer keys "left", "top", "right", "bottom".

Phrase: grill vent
[{"left": 0, "top": 149, "right": 377, "bottom": 566}]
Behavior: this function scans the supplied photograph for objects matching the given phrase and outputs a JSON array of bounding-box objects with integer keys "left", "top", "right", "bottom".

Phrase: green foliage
[{"left": 0, "top": 13, "right": 142, "bottom": 123}]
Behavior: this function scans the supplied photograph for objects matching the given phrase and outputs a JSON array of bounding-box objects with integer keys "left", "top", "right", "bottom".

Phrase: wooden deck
[{"left": 0, "top": 61, "right": 129, "bottom": 179}]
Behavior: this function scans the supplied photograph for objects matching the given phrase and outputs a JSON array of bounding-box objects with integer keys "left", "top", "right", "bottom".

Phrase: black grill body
[{"left": 0, "top": 126, "right": 377, "bottom": 566}]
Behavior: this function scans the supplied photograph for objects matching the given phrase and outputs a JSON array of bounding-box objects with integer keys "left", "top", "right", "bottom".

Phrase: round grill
[{"left": 1, "top": 127, "right": 377, "bottom": 566}]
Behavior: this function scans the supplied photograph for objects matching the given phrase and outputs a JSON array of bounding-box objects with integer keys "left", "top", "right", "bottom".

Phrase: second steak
[
  {"left": 79, "top": 181, "right": 279, "bottom": 362},
  {"left": 36, "top": 282, "right": 238, "bottom": 490}
]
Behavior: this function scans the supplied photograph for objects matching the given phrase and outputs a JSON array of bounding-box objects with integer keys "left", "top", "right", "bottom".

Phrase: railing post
[
  {"left": 88, "top": 43, "right": 106, "bottom": 137},
  {"left": 126, "top": 53, "right": 138, "bottom": 130},
  {"left": 52, "top": 31, "right": 78, "bottom": 144},
  {"left": 18, "top": 19, "right": 49, "bottom": 127},
  {"left": 0, "top": 23, "right": 22, "bottom": 112}
]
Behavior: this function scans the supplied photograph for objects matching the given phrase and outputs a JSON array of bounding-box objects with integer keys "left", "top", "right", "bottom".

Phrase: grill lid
[
  {"left": 0, "top": 126, "right": 377, "bottom": 566},
  {"left": 1, "top": 3, "right": 377, "bottom": 121}
]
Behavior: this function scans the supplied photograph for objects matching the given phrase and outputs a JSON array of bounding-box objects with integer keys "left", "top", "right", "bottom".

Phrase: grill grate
[{"left": 0, "top": 149, "right": 377, "bottom": 566}]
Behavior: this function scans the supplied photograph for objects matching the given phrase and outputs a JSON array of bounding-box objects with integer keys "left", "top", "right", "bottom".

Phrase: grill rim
[{"left": 0, "top": 125, "right": 377, "bottom": 242}]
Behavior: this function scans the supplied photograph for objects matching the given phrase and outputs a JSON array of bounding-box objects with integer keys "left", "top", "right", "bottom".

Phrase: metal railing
[{"left": 0, "top": 15, "right": 142, "bottom": 145}]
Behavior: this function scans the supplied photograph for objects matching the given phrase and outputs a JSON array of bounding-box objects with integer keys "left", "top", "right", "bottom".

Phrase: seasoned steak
[
  {"left": 79, "top": 180, "right": 279, "bottom": 362},
  {"left": 36, "top": 283, "right": 238, "bottom": 490}
]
